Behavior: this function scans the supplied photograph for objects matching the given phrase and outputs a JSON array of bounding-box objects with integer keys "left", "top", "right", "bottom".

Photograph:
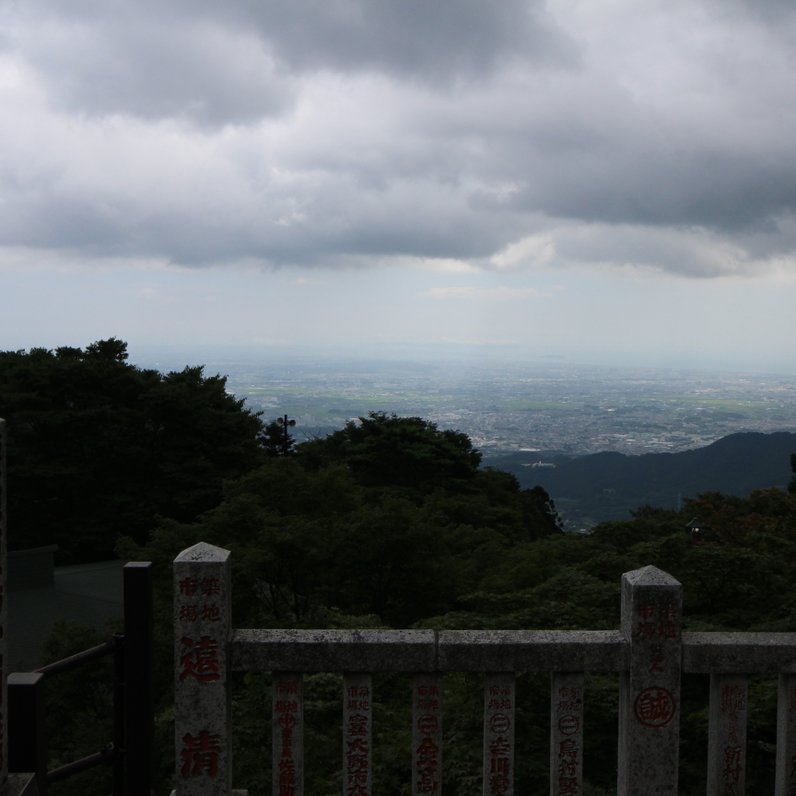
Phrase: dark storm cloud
[
  {"left": 12, "top": 6, "right": 293, "bottom": 125},
  {"left": 2, "top": 0, "right": 796, "bottom": 278},
  {"left": 502, "top": 133, "right": 796, "bottom": 234},
  {"left": 218, "top": 0, "right": 575, "bottom": 81},
  {"left": 15, "top": 0, "right": 572, "bottom": 125}
]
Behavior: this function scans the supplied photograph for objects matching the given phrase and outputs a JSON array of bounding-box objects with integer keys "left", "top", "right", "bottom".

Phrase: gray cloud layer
[{"left": 2, "top": 0, "right": 796, "bottom": 277}]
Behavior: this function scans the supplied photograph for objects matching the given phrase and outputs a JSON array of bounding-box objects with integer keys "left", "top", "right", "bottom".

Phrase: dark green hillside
[{"left": 496, "top": 431, "right": 796, "bottom": 525}]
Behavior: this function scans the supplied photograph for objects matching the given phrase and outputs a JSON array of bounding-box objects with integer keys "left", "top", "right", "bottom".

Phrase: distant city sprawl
[{"left": 165, "top": 354, "right": 796, "bottom": 458}]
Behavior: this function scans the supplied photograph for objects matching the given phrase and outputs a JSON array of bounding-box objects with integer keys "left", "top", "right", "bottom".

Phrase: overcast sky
[{"left": 2, "top": 0, "right": 796, "bottom": 372}]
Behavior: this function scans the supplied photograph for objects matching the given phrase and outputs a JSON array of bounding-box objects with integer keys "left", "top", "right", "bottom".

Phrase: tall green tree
[
  {"left": 260, "top": 416, "right": 297, "bottom": 457},
  {"left": 0, "top": 339, "right": 265, "bottom": 560},
  {"left": 299, "top": 412, "right": 482, "bottom": 494}
]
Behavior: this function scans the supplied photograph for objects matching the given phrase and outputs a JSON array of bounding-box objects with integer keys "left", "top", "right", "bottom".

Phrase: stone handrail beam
[
  {"left": 682, "top": 632, "right": 796, "bottom": 673},
  {"left": 232, "top": 628, "right": 438, "bottom": 672},
  {"left": 233, "top": 628, "right": 796, "bottom": 674},
  {"left": 231, "top": 629, "right": 629, "bottom": 673}
]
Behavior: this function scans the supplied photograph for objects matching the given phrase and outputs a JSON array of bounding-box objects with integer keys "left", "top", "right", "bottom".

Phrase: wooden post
[
  {"left": 124, "top": 561, "right": 154, "bottom": 794},
  {"left": 617, "top": 565, "right": 682, "bottom": 795},
  {"left": 174, "top": 542, "right": 232, "bottom": 795}
]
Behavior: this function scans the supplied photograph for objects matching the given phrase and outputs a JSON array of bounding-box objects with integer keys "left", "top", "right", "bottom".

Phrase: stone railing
[{"left": 172, "top": 541, "right": 796, "bottom": 795}]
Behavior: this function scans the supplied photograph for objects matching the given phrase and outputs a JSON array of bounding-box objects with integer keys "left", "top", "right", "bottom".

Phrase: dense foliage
[
  {"left": 0, "top": 339, "right": 265, "bottom": 560},
  {"left": 125, "top": 411, "right": 563, "bottom": 628},
  {"left": 6, "top": 344, "right": 796, "bottom": 794}
]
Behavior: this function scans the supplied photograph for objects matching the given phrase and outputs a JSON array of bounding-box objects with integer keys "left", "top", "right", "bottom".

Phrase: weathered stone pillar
[
  {"left": 483, "top": 673, "right": 514, "bottom": 796},
  {"left": 550, "top": 672, "right": 584, "bottom": 796},
  {"left": 707, "top": 674, "right": 747, "bottom": 795},
  {"left": 174, "top": 542, "right": 232, "bottom": 795},
  {"left": 617, "top": 565, "right": 682, "bottom": 795},
  {"left": 412, "top": 674, "right": 443, "bottom": 795}
]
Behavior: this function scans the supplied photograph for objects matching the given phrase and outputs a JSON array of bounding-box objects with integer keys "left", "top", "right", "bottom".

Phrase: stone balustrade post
[
  {"left": 174, "top": 542, "right": 232, "bottom": 796},
  {"left": 707, "top": 674, "right": 747, "bottom": 795},
  {"left": 273, "top": 673, "right": 304, "bottom": 796},
  {"left": 550, "top": 672, "right": 584, "bottom": 796},
  {"left": 617, "top": 565, "right": 682, "bottom": 795},
  {"left": 484, "top": 673, "right": 515, "bottom": 796},
  {"left": 413, "top": 674, "right": 443, "bottom": 795},
  {"left": 343, "top": 673, "right": 373, "bottom": 796}
]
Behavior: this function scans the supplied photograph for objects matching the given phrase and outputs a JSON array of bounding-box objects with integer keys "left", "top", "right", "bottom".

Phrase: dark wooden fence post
[
  {"left": 7, "top": 672, "right": 47, "bottom": 793},
  {"left": 112, "top": 633, "right": 125, "bottom": 795},
  {"left": 123, "top": 560, "right": 153, "bottom": 795}
]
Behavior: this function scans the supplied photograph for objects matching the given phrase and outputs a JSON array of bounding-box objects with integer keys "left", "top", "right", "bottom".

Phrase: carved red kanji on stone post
[
  {"left": 618, "top": 565, "right": 682, "bottom": 795},
  {"left": 174, "top": 542, "right": 231, "bottom": 796}
]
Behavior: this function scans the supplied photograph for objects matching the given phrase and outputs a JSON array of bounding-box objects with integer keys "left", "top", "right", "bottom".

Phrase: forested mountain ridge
[{"left": 492, "top": 430, "right": 796, "bottom": 526}]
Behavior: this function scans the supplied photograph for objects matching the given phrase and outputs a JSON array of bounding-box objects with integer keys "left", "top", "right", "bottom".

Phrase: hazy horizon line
[{"left": 124, "top": 340, "right": 796, "bottom": 379}]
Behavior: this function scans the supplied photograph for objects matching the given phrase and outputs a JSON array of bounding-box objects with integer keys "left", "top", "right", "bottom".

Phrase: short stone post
[
  {"left": 484, "top": 673, "right": 514, "bottom": 796},
  {"left": 343, "top": 673, "right": 372, "bottom": 796},
  {"left": 174, "top": 542, "right": 232, "bottom": 795},
  {"left": 273, "top": 673, "right": 304, "bottom": 796},
  {"left": 413, "top": 674, "right": 443, "bottom": 795},
  {"left": 550, "top": 673, "right": 584, "bottom": 796},
  {"left": 617, "top": 565, "right": 682, "bottom": 795},
  {"left": 707, "top": 674, "right": 747, "bottom": 795}
]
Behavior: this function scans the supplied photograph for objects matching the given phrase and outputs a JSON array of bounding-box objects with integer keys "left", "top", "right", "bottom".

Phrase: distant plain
[{"left": 133, "top": 346, "right": 796, "bottom": 459}]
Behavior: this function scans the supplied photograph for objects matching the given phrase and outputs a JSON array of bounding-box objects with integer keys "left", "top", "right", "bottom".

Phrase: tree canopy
[
  {"left": 0, "top": 339, "right": 265, "bottom": 560},
  {"left": 126, "top": 412, "right": 562, "bottom": 628},
  {"left": 300, "top": 412, "right": 482, "bottom": 492}
]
